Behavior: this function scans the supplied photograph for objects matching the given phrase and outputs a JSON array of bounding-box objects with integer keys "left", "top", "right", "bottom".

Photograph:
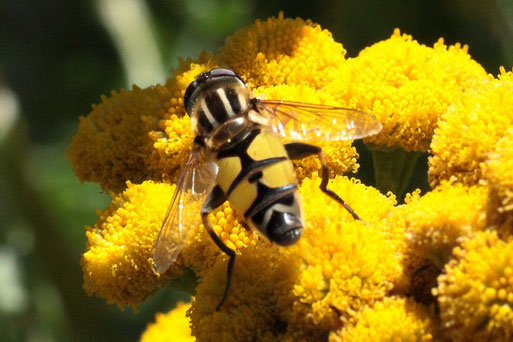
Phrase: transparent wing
[
  {"left": 254, "top": 99, "right": 382, "bottom": 142},
  {"left": 153, "top": 147, "right": 218, "bottom": 274}
]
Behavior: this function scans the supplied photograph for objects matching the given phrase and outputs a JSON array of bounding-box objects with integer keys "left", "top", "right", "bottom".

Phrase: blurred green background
[{"left": 1, "top": 1, "right": 511, "bottom": 341}]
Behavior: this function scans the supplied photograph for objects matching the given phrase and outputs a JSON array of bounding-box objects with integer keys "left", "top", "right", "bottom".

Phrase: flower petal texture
[
  {"left": 343, "top": 29, "right": 487, "bottom": 152},
  {"left": 330, "top": 296, "right": 437, "bottom": 342},
  {"left": 140, "top": 302, "right": 194, "bottom": 342},
  {"left": 434, "top": 231, "right": 513, "bottom": 341},
  {"left": 429, "top": 67, "right": 513, "bottom": 186}
]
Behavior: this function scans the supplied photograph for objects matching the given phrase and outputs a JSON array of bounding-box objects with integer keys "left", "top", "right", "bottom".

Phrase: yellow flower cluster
[
  {"left": 82, "top": 181, "right": 172, "bottom": 308},
  {"left": 484, "top": 128, "right": 513, "bottom": 229},
  {"left": 434, "top": 231, "right": 513, "bottom": 341},
  {"left": 217, "top": 12, "right": 347, "bottom": 91},
  {"left": 67, "top": 12, "right": 513, "bottom": 342},
  {"left": 342, "top": 29, "right": 488, "bottom": 152},
  {"left": 188, "top": 175, "right": 405, "bottom": 340},
  {"left": 330, "top": 297, "right": 437, "bottom": 342},
  {"left": 401, "top": 182, "right": 488, "bottom": 269},
  {"left": 288, "top": 175, "right": 404, "bottom": 330},
  {"left": 429, "top": 67, "right": 513, "bottom": 187},
  {"left": 82, "top": 181, "right": 258, "bottom": 309},
  {"left": 140, "top": 302, "right": 194, "bottom": 342}
]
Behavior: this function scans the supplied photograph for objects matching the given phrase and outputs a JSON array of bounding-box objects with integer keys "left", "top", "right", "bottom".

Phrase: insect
[{"left": 153, "top": 68, "right": 382, "bottom": 309}]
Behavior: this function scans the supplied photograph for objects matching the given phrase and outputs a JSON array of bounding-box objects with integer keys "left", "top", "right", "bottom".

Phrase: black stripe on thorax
[
  {"left": 197, "top": 108, "right": 214, "bottom": 132},
  {"left": 205, "top": 92, "right": 229, "bottom": 123},
  {"left": 225, "top": 88, "right": 241, "bottom": 114}
]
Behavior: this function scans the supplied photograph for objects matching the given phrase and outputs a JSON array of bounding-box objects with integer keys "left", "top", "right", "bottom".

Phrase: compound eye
[
  {"left": 183, "top": 80, "right": 198, "bottom": 114},
  {"left": 209, "top": 68, "right": 243, "bottom": 82}
]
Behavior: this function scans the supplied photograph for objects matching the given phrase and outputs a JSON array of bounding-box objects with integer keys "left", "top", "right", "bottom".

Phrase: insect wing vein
[
  {"left": 256, "top": 100, "right": 382, "bottom": 142},
  {"left": 153, "top": 151, "right": 218, "bottom": 274}
]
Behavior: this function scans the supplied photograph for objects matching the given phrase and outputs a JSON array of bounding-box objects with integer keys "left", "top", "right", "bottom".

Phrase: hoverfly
[{"left": 154, "top": 68, "right": 382, "bottom": 309}]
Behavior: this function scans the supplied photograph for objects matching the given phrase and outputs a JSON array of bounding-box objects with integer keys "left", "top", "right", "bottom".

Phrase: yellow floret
[
  {"left": 434, "top": 231, "right": 513, "bottom": 341},
  {"left": 401, "top": 182, "right": 488, "bottom": 269},
  {"left": 82, "top": 181, "right": 174, "bottom": 309},
  {"left": 189, "top": 241, "right": 305, "bottom": 341},
  {"left": 82, "top": 180, "right": 258, "bottom": 309},
  {"left": 484, "top": 128, "right": 513, "bottom": 231},
  {"left": 286, "top": 175, "right": 405, "bottom": 330},
  {"left": 330, "top": 296, "right": 437, "bottom": 342},
  {"left": 217, "top": 12, "right": 347, "bottom": 91},
  {"left": 343, "top": 29, "right": 488, "bottom": 152},
  {"left": 140, "top": 302, "right": 194, "bottom": 342},
  {"left": 429, "top": 67, "right": 513, "bottom": 187},
  {"left": 67, "top": 86, "right": 172, "bottom": 192},
  {"left": 68, "top": 53, "right": 216, "bottom": 192}
]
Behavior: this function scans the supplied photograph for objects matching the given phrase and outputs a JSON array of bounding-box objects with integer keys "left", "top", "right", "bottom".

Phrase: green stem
[
  {"left": 166, "top": 268, "right": 198, "bottom": 296},
  {"left": 370, "top": 146, "right": 422, "bottom": 199}
]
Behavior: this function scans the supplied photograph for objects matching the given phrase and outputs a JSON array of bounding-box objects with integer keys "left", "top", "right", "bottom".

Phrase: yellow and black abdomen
[{"left": 215, "top": 128, "right": 303, "bottom": 245}]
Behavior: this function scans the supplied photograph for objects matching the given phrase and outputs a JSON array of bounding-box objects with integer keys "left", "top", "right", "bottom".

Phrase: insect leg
[
  {"left": 200, "top": 184, "right": 234, "bottom": 310},
  {"left": 284, "top": 142, "right": 362, "bottom": 221}
]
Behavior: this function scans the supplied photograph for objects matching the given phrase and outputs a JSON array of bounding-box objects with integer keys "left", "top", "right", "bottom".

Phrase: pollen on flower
[
  {"left": 484, "top": 127, "right": 513, "bottom": 230},
  {"left": 330, "top": 296, "right": 438, "bottom": 342},
  {"left": 401, "top": 182, "right": 488, "bottom": 270},
  {"left": 434, "top": 231, "right": 513, "bottom": 341},
  {"left": 67, "top": 85, "right": 172, "bottom": 192},
  {"left": 286, "top": 175, "right": 405, "bottom": 330},
  {"left": 140, "top": 302, "right": 194, "bottom": 342},
  {"left": 81, "top": 181, "right": 174, "bottom": 309},
  {"left": 217, "top": 12, "right": 347, "bottom": 91},
  {"left": 189, "top": 242, "right": 309, "bottom": 341},
  {"left": 67, "top": 53, "right": 216, "bottom": 192},
  {"left": 429, "top": 67, "right": 513, "bottom": 187},
  {"left": 343, "top": 29, "right": 488, "bottom": 152}
]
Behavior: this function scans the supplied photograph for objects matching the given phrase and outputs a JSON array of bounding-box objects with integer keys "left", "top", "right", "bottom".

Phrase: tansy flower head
[
  {"left": 217, "top": 12, "right": 346, "bottom": 91},
  {"left": 329, "top": 296, "right": 438, "bottom": 342},
  {"left": 429, "top": 67, "right": 513, "bottom": 187},
  {"left": 434, "top": 231, "right": 513, "bottom": 341},
  {"left": 286, "top": 175, "right": 405, "bottom": 330},
  {"left": 402, "top": 182, "right": 489, "bottom": 269},
  {"left": 189, "top": 242, "right": 307, "bottom": 341},
  {"left": 82, "top": 181, "right": 173, "bottom": 309},
  {"left": 68, "top": 53, "right": 216, "bottom": 192},
  {"left": 140, "top": 302, "right": 194, "bottom": 342},
  {"left": 484, "top": 127, "right": 513, "bottom": 232},
  {"left": 343, "top": 29, "right": 487, "bottom": 152},
  {"left": 82, "top": 181, "right": 257, "bottom": 309}
]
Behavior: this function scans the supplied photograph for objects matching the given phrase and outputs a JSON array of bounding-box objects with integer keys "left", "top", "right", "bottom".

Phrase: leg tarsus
[
  {"left": 284, "top": 142, "right": 362, "bottom": 221},
  {"left": 201, "top": 185, "right": 235, "bottom": 310}
]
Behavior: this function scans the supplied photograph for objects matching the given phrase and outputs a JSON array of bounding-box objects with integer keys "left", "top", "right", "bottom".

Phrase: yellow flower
[
  {"left": 484, "top": 128, "right": 513, "bottom": 230},
  {"left": 140, "top": 302, "right": 194, "bottom": 342},
  {"left": 434, "top": 231, "right": 513, "bottom": 341},
  {"left": 330, "top": 296, "right": 437, "bottom": 342},
  {"left": 188, "top": 174, "right": 406, "bottom": 339},
  {"left": 67, "top": 85, "right": 172, "bottom": 192},
  {"left": 82, "top": 181, "right": 257, "bottom": 309},
  {"left": 429, "top": 67, "right": 513, "bottom": 187},
  {"left": 217, "top": 13, "right": 359, "bottom": 179},
  {"left": 82, "top": 181, "right": 172, "bottom": 309},
  {"left": 217, "top": 12, "right": 346, "bottom": 91},
  {"left": 68, "top": 53, "right": 216, "bottom": 192},
  {"left": 287, "top": 175, "right": 405, "bottom": 330},
  {"left": 401, "top": 182, "right": 488, "bottom": 269},
  {"left": 343, "top": 29, "right": 487, "bottom": 152},
  {"left": 189, "top": 241, "right": 307, "bottom": 341}
]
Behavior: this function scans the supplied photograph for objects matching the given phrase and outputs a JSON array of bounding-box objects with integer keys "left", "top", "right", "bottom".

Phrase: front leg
[
  {"left": 284, "top": 142, "right": 362, "bottom": 221},
  {"left": 200, "top": 185, "right": 235, "bottom": 310}
]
